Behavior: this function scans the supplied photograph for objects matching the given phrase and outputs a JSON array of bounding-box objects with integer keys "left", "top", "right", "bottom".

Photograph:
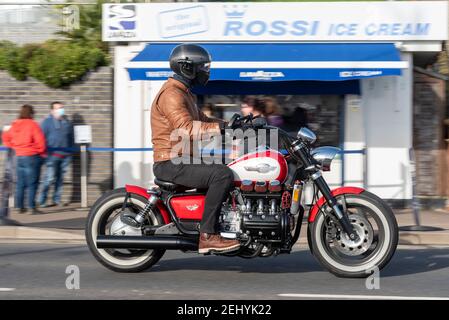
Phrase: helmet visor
[{"left": 198, "top": 62, "right": 211, "bottom": 73}]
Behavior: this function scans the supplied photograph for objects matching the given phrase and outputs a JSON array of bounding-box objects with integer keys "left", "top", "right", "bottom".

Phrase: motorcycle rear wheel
[{"left": 86, "top": 188, "right": 166, "bottom": 272}]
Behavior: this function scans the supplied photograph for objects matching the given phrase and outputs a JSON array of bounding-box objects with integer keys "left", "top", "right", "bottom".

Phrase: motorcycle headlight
[{"left": 311, "top": 146, "right": 341, "bottom": 171}]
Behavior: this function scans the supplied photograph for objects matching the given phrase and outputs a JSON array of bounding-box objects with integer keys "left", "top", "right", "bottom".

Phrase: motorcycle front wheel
[
  {"left": 86, "top": 188, "right": 166, "bottom": 272},
  {"left": 307, "top": 191, "right": 398, "bottom": 278}
]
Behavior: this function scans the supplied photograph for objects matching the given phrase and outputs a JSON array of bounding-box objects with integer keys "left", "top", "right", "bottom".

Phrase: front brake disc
[{"left": 334, "top": 214, "right": 374, "bottom": 256}]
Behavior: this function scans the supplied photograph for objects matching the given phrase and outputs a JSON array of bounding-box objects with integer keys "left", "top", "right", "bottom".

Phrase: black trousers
[{"left": 153, "top": 159, "right": 234, "bottom": 234}]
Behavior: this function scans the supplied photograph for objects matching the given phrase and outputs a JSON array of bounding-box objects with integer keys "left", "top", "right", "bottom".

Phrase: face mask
[
  {"left": 55, "top": 108, "right": 65, "bottom": 118},
  {"left": 194, "top": 70, "right": 210, "bottom": 87}
]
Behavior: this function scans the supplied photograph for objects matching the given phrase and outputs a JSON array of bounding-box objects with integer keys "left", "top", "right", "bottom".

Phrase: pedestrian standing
[
  {"left": 39, "top": 102, "right": 74, "bottom": 207},
  {"left": 1, "top": 105, "right": 46, "bottom": 214}
]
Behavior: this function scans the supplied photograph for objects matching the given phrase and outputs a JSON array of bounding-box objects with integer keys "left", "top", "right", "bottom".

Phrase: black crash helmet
[{"left": 169, "top": 44, "right": 211, "bottom": 86}]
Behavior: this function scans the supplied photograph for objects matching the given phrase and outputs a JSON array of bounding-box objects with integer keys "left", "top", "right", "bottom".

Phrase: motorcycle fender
[
  {"left": 308, "top": 187, "right": 365, "bottom": 223},
  {"left": 125, "top": 184, "right": 171, "bottom": 224}
]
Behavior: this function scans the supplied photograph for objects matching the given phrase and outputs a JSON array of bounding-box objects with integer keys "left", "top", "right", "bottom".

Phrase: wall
[
  {"left": 343, "top": 94, "right": 365, "bottom": 188},
  {"left": 413, "top": 70, "right": 447, "bottom": 201},
  {"left": 0, "top": 67, "right": 113, "bottom": 205},
  {"left": 0, "top": 6, "right": 60, "bottom": 45},
  {"left": 360, "top": 53, "right": 413, "bottom": 201}
]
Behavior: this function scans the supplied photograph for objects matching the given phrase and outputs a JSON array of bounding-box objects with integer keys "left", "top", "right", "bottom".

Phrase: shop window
[{"left": 199, "top": 94, "right": 342, "bottom": 148}]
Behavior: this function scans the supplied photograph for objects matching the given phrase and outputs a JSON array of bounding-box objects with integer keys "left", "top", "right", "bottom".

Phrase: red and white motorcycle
[{"left": 86, "top": 114, "right": 398, "bottom": 278}]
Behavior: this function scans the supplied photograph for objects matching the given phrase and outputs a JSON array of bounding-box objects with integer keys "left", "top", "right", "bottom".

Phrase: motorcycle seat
[{"left": 154, "top": 178, "right": 188, "bottom": 192}]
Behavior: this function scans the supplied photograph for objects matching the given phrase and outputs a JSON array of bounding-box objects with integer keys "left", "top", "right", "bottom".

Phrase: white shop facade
[{"left": 103, "top": 1, "right": 448, "bottom": 204}]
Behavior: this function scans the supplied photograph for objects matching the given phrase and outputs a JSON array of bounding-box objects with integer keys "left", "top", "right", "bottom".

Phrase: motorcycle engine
[{"left": 219, "top": 191, "right": 285, "bottom": 240}]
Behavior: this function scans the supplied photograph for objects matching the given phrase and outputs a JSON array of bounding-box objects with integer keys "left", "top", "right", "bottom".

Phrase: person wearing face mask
[{"left": 39, "top": 102, "right": 74, "bottom": 207}]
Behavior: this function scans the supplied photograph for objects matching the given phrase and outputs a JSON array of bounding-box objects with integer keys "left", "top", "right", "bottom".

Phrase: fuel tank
[{"left": 228, "top": 149, "right": 288, "bottom": 184}]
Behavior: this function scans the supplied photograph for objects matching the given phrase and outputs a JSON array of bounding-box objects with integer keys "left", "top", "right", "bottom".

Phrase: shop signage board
[{"left": 102, "top": 1, "right": 448, "bottom": 42}]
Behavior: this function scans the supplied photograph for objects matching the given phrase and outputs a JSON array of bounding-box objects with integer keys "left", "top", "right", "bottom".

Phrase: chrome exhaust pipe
[{"left": 96, "top": 235, "right": 198, "bottom": 250}]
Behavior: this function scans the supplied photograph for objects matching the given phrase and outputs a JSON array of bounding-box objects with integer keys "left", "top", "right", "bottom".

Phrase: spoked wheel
[
  {"left": 308, "top": 191, "right": 398, "bottom": 278},
  {"left": 86, "top": 188, "right": 165, "bottom": 272}
]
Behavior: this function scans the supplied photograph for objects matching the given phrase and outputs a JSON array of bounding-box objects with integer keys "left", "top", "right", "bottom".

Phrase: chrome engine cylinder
[
  {"left": 257, "top": 199, "right": 264, "bottom": 215},
  {"left": 270, "top": 199, "right": 277, "bottom": 215},
  {"left": 245, "top": 198, "right": 252, "bottom": 214}
]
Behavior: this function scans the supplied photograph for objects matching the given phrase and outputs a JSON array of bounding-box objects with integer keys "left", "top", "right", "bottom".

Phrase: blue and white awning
[{"left": 126, "top": 43, "right": 408, "bottom": 82}]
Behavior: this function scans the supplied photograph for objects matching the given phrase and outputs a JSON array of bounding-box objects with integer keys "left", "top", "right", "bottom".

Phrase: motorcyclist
[{"left": 151, "top": 44, "right": 240, "bottom": 254}]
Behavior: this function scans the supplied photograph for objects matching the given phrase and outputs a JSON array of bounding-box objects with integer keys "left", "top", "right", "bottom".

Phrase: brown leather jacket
[{"left": 151, "top": 78, "right": 222, "bottom": 162}]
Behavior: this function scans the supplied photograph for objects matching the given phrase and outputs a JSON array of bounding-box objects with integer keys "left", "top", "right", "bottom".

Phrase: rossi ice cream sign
[{"left": 102, "top": 1, "right": 448, "bottom": 42}]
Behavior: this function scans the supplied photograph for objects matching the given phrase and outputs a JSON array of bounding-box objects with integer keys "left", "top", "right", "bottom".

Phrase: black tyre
[
  {"left": 308, "top": 191, "right": 398, "bottom": 278},
  {"left": 86, "top": 188, "right": 166, "bottom": 272}
]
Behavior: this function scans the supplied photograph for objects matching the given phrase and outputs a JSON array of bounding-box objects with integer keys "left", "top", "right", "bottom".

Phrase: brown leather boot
[{"left": 198, "top": 233, "right": 240, "bottom": 254}]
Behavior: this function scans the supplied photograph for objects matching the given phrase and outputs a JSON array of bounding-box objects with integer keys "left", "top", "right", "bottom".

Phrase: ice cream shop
[{"left": 104, "top": 1, "right": 449, "bottom": 207}]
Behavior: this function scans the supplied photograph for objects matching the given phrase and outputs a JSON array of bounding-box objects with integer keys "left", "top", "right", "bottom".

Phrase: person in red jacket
[{"left": 2, "top": 105, "right": 46, "bottom": 214}]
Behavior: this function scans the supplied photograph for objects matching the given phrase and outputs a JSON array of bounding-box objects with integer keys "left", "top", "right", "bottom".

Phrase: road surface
[{"left": 0, "top": 244, "right": 449, "bottom": 299}]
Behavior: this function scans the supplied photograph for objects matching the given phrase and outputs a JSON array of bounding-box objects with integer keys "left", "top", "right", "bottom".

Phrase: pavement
[
  {"left": 1, "top": 243, "right": 449, "bottom": 299},
  {"left": 0, "top": 204, "right": 88, "bottom": 244},
  {"left": 0, "top": 203, "right": 449, "bottom": 245}
]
